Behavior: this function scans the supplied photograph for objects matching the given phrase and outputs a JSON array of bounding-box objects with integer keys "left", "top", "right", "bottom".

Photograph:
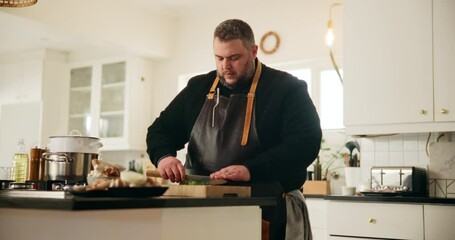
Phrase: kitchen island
[{"left": 0, "top": 191, "right": 276, "bottom": 240}]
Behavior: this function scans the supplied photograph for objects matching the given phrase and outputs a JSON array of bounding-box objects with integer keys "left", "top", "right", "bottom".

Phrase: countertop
[
  {"left": 305, "top": 194, "right": 455, "bottom": 205},
  {"left": 0, "top": 191, "right": 276, "bottom": 211}
]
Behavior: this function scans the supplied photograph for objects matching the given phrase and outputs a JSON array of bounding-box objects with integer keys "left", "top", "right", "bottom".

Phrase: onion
[{"left": 120, "top": 171, "right": 147, "bottom": 186}]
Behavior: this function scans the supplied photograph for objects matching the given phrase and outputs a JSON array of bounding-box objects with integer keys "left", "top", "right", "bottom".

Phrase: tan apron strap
[
  {"left": 207, "top": 77, "right": 220, "bottom": 100},
  {"left": 241, "top": 61, "right": 262, "bottom": 146}
]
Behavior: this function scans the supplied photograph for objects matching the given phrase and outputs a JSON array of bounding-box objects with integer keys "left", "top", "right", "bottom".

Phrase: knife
[{"left": 146, "top": 170, "right": 227, "bottom": 185}]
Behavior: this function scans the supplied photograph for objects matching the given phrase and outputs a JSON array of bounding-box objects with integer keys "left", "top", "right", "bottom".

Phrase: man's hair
[{"left": 214, "top": 19, "right": 255, "bottom": 50}]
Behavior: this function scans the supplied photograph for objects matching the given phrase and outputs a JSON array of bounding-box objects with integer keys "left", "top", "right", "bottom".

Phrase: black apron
[{"left": 185, "top": 62, "right": 262, "bottom": 175}]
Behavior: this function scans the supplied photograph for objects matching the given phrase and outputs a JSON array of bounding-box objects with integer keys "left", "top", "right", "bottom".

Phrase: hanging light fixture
[
  {"left": 0, "top": 0, "right": 37, "bottom": 7},
  {"left": 326, "top": 3, "right": 343, "bottom": 83}
]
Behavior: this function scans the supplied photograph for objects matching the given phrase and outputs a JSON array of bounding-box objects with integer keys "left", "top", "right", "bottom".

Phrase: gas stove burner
[
  {"left": 45, "top": 180, "right": 86, "bottom": 191},
  {"left": 1, "top": 180, "right": 14, "bottom": 190},
  {"left": 8, "top": 182, "right": 34, "bottom": 190}
]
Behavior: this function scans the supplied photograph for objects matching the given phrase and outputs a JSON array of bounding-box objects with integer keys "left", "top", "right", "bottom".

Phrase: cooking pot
[
  {"left": 48, "top": 130, "right": 103, "bottom": 154},
  {"left": 44, "top": 131, "right": 103, "bottom": 182},
  {"left": 43, "top": 152, "right": 97, "bottom": 182}
]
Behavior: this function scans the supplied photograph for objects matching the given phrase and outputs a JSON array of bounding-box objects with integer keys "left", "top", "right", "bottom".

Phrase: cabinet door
[
  {"left": 434, "top": 0, "right": 455, "bottom": 122},
  {"left": 344, "top": 0, "right": 433, "bottom": 126},
  {"left": 424, "top": 205, "right": 455, "bottom": 240},
  {"left": 306, "top": 198, "right": 328, "bottom": 240},
  {"left": 68, "top": 66, "right": 93, "bottom": 136},
  {"left": 328, "top": 201, "right": 424, "bottom": 240},
  {"left": 99, "top": 62, "right": 126, "bottom": 138}
]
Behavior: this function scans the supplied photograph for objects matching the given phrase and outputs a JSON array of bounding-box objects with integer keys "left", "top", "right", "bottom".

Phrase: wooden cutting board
[{"left": 163, "top": 185, "right": 251, "bottom": 197}]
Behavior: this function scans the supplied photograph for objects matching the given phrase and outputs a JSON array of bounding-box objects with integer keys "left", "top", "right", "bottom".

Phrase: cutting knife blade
[{"left": 146, "top": 170, "right": 227, "bottom": 185}]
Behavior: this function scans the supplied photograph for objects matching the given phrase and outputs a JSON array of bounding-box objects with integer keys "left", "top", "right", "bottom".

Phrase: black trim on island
[{"left": 0, "top": 195, "right": 277, "bottom": 211}]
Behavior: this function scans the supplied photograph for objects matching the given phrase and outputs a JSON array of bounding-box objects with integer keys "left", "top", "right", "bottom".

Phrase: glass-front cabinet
[
  {"left": 68, "top": 57, "right": 153, "bottom": 150},
  {"left": 99, "top": 62, "right": 126, "bottom": 138},
  {"left": 69, "top": 66, "right": 93, "bottom": 136}
]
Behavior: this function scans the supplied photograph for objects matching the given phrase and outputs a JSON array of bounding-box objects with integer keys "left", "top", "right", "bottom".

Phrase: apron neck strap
[{"left": 241, "top": 61, "right": 262, "bottom": 146}]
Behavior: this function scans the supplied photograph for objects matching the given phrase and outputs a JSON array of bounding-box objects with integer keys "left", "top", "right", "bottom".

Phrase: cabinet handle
[
  {"left": 419, "top": 109, "right": 427, "bottom": 115},
  {"left": 368, "top": 218, "right": 376, "bottom": 224},
  {"left": 441, "top": 108, "right": 449, "bottom": 114}
]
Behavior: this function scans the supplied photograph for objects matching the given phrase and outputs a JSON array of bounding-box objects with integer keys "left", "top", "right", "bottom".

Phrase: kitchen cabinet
[
  {"left": 433, "top": 0, "right": 455, "bottom": 122},
  {"left": 327, "top": 201, "right": 424, "bottom": 239},
  {"left": 424, "top": 204, "right": 455, "bottom": 240},
  {"left": 68, "top": 57, "right": 154, "bottom": 151},
  {"left": 305, "top": 198, "right": 328, "bottom": 240},
  {"left": 343, "top": 0, "right": 455, "bottom": 135}
]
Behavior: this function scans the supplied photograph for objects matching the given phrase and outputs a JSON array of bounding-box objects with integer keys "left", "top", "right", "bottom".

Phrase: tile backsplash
[
  {"left": 357, "top": 132, "right": 455, "bottom": 198},
  {"left": 358, "top": 133, "right": 435, "bottom": 184},
  {"left": 322, "top": 131, "right": 455, "bottom": 196}
]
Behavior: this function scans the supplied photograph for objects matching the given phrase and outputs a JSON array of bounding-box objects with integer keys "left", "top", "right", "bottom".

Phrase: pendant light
[
  {"left": 0, "top": 0, "right": 37, "bottom": 7},
  {"left": 326, "top": 3, "right": 343, "bottom": 83}
]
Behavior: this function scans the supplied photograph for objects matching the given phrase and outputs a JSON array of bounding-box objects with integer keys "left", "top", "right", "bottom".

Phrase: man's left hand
[{"left": 210, "top": 165, "right": 250, "bottom": 181}]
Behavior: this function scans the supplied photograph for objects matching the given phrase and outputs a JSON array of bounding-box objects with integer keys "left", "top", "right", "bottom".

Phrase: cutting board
[{"left": 163, "top": 185, "right": 251, "bottom": 197}]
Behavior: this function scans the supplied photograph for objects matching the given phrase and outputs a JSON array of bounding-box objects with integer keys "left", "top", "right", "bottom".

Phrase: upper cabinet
[
  {"left": 433, "top": 0, "right": 455, "bottom": 122},
  {"left": 344, "top": 0, "right": 455, "bottom": 135},
  {"left": 68, "top": 57, "right": 154, "bottom": 151}
]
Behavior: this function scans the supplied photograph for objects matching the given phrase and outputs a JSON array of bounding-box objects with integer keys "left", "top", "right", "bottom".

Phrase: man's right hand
[{"left": 157, "top": 156, "right": 186, "bottom": 183}]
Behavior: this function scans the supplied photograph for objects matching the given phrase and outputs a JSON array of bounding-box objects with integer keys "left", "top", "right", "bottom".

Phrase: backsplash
[
  {"left": 358, "top": 132, "right": 455, "bottom": 198},
  {"left": 321, "top": 131, "right": 455, "bottom": 196}
]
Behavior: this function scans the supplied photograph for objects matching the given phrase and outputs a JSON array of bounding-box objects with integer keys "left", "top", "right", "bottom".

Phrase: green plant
[{"left": 314, "top": 139, "right": 348, "bottom": 180}]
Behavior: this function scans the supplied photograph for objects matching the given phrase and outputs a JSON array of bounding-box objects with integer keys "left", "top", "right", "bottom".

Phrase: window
[
  {"left": 283, "top": 63, "right": 344, "bottom": 131},
  {"left": 320, "top": 70, "right": 344, "bottom": 129}
]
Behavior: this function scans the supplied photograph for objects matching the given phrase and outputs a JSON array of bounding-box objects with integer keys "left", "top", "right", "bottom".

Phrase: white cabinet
[
  {"left": 424, "top": 204, "right": 455, "bottom": 240},
  {"left": 433, "top": 0, "right": 455, "bottom": 122},
  {"left": 327, "top": 201, "right": 424, "bottom": 240},
  {"left": 68, "top": 57, "right": 154, "bottom": 151},
  {"left": 305, "top": 198, "right": 328, "bottom": 240},
  {"left": 343, "top": 0, "right": 455, "bottom": 135}
]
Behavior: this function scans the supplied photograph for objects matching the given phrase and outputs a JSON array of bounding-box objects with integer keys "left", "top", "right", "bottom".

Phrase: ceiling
[{"left": 0, "top": 0, "right": 271, "bottom": 57}]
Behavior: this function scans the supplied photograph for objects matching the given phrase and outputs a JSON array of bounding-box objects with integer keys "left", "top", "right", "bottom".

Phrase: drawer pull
[
  {"left": 441, "top": 108, "right": 449, "bottom": 114},
  {"left": 419, "top": 109, "right": 427, "bottom": 115},
  {"left": 368, "top": 218, "right": 376, "bottom": 224}
]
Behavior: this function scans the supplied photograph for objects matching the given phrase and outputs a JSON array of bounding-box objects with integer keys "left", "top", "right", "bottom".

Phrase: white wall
[{"left": 154, "top": 0, "right": 343, "bottom": 113}]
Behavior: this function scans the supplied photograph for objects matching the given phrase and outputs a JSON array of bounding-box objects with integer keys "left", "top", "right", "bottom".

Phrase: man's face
[{"left": 213, "top": 38, "right": 258, "bottom": 87}]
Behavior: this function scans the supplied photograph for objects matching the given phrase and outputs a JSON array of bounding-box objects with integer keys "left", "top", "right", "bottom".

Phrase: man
[{"left": 147, "top": 19, "right": 321, "bottom": 240}]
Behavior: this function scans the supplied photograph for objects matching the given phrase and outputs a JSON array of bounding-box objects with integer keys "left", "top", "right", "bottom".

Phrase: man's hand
[
  {"left": 157, "top": 156, "right": 186, "bottom": 183},
  {"left": 210, "top": 165, "right": 250, "bottom": 182}
]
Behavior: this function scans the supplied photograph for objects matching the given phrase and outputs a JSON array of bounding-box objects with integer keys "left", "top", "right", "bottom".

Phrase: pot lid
[{"left": 50, "top": 130, "right": 100, "bottom": 140}]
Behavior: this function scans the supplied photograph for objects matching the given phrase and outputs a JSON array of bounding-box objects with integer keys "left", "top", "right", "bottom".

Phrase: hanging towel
[{"left": 284, "top": 190, "right": 312, "bottom": 240}]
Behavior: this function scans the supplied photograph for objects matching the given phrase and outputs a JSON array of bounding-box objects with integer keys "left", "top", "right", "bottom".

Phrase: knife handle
[{"left": 147, "top": 170, "right": 163, "bottom": 178}]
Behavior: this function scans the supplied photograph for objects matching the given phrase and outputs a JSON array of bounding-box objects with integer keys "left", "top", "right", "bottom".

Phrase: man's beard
[{"left": 218, "top": 60, "right": 256, "bottom": 90}]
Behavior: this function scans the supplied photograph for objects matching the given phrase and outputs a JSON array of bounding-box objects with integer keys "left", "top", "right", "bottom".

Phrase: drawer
[{"left": 328, "top": 201, "right": 424, "bottom": 240}]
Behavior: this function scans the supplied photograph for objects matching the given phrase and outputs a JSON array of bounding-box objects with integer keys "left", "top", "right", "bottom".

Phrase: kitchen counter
[
  {"left": 305, "top": 194, "right": 455, "bottom": 205},
  {"left": 0, "top": 191, "right": 276, "bottom": 240},
  {"left": 0, "top": 191, "right": 276, "bottom": 210}
]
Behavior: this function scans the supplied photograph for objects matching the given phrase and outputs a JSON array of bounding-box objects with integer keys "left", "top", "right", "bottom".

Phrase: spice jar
[{"left": 28, "top": 147, "right": 43, "bottom": 181}]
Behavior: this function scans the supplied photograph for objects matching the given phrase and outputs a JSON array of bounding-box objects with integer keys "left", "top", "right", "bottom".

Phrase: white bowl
[{"left": 341, "top": 186, "right": 356, "bottom": 196}]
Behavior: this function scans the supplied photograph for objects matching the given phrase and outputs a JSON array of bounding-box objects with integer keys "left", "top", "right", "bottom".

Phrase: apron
[{"left": 185, "top": 62, "right": 262, "bottom": 175}]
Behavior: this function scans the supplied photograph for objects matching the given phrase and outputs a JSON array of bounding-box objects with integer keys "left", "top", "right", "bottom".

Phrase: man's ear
[{"left": 252, "top": 44, "right": 259, "bottom": 57}]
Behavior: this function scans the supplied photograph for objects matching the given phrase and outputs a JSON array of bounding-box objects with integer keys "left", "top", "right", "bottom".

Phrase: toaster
[{"left": 370, "top": 166, "right": 428, "bottom": 196}]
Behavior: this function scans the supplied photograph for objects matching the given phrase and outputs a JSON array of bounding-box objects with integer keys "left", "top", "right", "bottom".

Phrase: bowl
[{"left": 341, "top": 186, "right": 356, "bottom": 196}]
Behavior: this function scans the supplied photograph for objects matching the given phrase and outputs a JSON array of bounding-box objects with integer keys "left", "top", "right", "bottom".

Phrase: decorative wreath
[{"left": 260, "top": 31, "right": 280, "bottom": 54}]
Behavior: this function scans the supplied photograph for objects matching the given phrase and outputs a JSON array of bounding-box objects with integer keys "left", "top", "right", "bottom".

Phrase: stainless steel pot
[{"left": 43, "top": 152, "right": 97, "bottom": 182}]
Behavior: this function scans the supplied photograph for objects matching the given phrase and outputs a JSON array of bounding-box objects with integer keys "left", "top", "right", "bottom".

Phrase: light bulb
[
  {"left": 326, "top": 28, "right": 334, "bottom": 47},
  {"left": 325, "top": 19, "right": 334, "bottom": 47}
]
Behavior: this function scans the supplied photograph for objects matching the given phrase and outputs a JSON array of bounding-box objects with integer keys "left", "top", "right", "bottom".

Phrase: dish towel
[{"left": 284, "top": 190, "right": 312, "bottom": 240}]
